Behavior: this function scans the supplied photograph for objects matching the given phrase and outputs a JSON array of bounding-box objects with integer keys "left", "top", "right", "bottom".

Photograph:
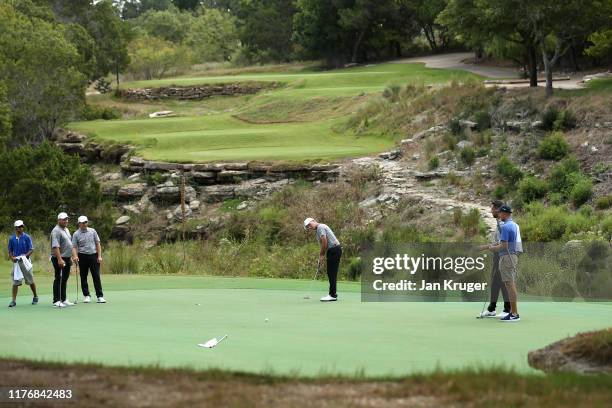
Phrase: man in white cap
[
  {"left": 72, "top": 215, "right": 105, "bottom": 303},
  {"left": 7, "top": 220, "right": 37, "bottom": 307},
  {"left": 50, "top": 212, "right": 74, "bottom": 307},
  {"left": 304, "top": 217, "right": 342, "bottom": 301}
]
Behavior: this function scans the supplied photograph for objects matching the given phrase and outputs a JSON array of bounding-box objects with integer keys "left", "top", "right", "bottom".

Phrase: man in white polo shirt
[
  {"left": 72, "top": 215, "right": 106, "bottom": 304},
  {"left": 304, "top": 217, "right": 342, "bottom": 302}
]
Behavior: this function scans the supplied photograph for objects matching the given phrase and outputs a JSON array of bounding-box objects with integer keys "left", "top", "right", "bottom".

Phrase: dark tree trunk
[
  {"left": 528, "top": 45, "right": 538, "bottom": 87},
  {"left": 351, "top": 29, "right": 366, "bottom": 63}
]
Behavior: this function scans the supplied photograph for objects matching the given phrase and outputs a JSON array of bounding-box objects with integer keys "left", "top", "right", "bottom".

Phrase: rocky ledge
[
  {"left": 116, "top": 82, "right": 280, "bottom": 101},
  {"left": 528, "top": 329, "right": 612, "bottom": 374}
]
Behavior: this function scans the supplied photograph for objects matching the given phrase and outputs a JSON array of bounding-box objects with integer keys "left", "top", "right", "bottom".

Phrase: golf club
[
  {"left": 303, "top": 259, "right": 321, "bottom": 299},
  {"left": 75, "top": 259, "right": 79, "bottom": 304}
]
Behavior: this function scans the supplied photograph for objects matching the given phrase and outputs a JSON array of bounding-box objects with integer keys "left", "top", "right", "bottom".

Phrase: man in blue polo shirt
[
  {"left": 486, "top": 205, "right": 520, "bottom": 322},
  {"left": 7, "top": 220, "right": 38, "bottom": 307}
]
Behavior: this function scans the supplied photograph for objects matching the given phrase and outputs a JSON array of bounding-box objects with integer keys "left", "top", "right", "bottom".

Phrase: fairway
[
  {"left": 68, "top": 62, "right": 481, "bottom": 162},
  {"left": 2, "top": 274, "right": 610, "bottom": 378}
]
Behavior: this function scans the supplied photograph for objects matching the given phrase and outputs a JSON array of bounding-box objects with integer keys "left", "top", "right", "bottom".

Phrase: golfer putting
[{"left": 303, "top": 218, "right": 342, "bottom": 301}]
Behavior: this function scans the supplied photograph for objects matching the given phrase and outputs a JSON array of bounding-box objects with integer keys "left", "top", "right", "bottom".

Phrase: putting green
[{"left": 2, "top": 274, "right": 610, "bottom": 377}]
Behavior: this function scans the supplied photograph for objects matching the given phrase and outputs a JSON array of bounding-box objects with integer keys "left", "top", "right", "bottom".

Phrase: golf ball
[{"left": 265, "top": 318, "right": 269, "bottom": 322}]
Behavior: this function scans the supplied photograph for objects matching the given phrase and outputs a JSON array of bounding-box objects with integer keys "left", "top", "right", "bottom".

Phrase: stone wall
[
  {"left": 116, "top": 82, "right": 280, "bottom": 101},
  {"left": 120, "top": 157, "right": 339, "bottom": 189},
  {"left": 54, "top": 130, "right": 131, "bottom": 164}
]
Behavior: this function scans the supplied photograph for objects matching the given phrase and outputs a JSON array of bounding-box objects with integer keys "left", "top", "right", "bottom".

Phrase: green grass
[
  {"left": 2, "top": 270, "right": 610, "bottom": 377},
  {"left": 69, "top": 63, "right": 481, "bottom": 162}
]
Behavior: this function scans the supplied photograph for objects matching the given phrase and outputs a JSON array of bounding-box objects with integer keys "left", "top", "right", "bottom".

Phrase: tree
[
  {"left": 127, "top": 35, "right": 191, "bottom": 79},
  {"left": 0, "top": 82, "right": 11, "bottom": 151},
  {"left": 527, "top": 0, "right": 603, "bottom": 97},
  {"left": 438, "top": 0, "right": 540, "bottom": 87},
  {"left": 235, "top": 0, "right": 297, "bottom": 63},
  {"left": 173, "top": 0, "right": 201, "bottom": 10},
  {"left": 0, "top": 142, "right": 102, "bottom": 232},
  {"left": 120, "top": 0, "right": 176, "bottom": 19},
  {"left": 137, "top": 8, "right": 193, "bottom": 43},
  {"left": 186, "top": 8, "right": 239, "bottom": 62},
  {"left": 0, "top": 4, "right": 86, "bottom": 143},
  {"left": 406, "top": 0, "right": 450, "bottom": 51},
  {"left": 87, "top": 0, "right": 132, "bottom": 85},
  {"left": 293, "top": 0, "right": 410, "bottom": 66},
  {"left": 586, "top": 29, "right": 612, "bottom": 58}
]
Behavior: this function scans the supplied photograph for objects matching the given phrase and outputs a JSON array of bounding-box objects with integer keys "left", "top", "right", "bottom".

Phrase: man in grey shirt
[
  {"left": 50, "top": 212, "right": 74, "bottom": 307},
  {"left": 304, "top": 217, "right": 342, "bottom": 301},
  {"left": 72, "top": 215, "right": 105, "bottom": 303}
]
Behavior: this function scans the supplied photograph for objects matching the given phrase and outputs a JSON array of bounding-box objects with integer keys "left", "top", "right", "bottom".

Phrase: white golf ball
[{"left": 265, "top": 318, "right": 269, "bottom": 322}]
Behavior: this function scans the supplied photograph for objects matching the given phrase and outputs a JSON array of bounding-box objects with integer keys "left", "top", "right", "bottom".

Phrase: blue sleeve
[
  {"left": 8, "top": 238, "right": 13, "bottom": 253},
  {"left": 25, "top": 235, "right": 33, "bottom": 252},
  {"left": 500, "top": 225, "right": 509, "bottom": 242}
]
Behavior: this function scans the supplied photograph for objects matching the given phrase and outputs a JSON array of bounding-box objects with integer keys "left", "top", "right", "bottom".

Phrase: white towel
[
  {"left": 18, "top": 256, "right": 33, "bottom": 273},
  {"left": 12, "top": 262, "right": 24, "bottom": 281}
]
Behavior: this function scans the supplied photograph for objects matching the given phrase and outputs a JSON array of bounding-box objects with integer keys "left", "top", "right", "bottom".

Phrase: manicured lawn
[
  {"left": 69, "top": 63, "right": 481, "bottom": 162},
  {"left": 2, "top": 272, "right": 610, "bottom": 377}
]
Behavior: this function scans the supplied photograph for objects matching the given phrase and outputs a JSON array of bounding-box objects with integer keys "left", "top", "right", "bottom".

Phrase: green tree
[
  {"left": 0, "top": 142, "right": 102, "bottom": 232},
  {"left": 0, "top": 82, "right": 11, "bottom": 151},
  {"left": 438, "top": 0, "right": 540, "bottom": 87},
  {"left": 406, "top": 0, "right": 450, "bottom": 51},
  {"left": 87, "top": 0, "right": 132, "bottom": 85},
  {"left": 586, "top": 29, "right": 612, "bottom": 58},
  {"left": 235, "top": 0, "right": 297, "bottom": 63},
  {"left": 127, "top": 35, "right": 191, "bottom": 79},
  {"left": 120, "top": 0, "right": 176, "bottom": 19},
  {"left": 0, "top": 3, "right": 86, "bottom": 143},
  {"left": 186, "top": 8, "right": 239, "bottom": 62},
  {"left": 137, "top": 8, "right": 193, "bottom": 43}
]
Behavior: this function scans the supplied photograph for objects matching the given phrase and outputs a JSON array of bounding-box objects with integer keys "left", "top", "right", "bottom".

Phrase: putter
[
  {"left": 303, "top": 260, "right": 321, "bottom": 299},
  {"left": 198, "top": 335, "right": 228, "bottom": 348},
  {"left": 75, "top": 259, "right": 79, "bottom": 304}
]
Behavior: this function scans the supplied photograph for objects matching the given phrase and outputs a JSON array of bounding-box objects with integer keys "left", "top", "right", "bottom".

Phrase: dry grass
[
  {"left": 560, "top": 328, "right": 612, "bottom": 366},
  {"left": 2, "top": 358, "right": 611, "bottom": 408}
]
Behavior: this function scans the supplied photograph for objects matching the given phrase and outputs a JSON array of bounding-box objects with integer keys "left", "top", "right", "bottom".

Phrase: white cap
[
  {"left": 303, "top": 217, "right": 315, "bottom": 230},
  {"left": 14, "top": 220, "right": 24, "bottom": 227},
  {"left": 57, "top": 212, "right": 69, "bottom": 220},
  {"left": 78, "top": 215, "right": 88, "bottom": 223}
]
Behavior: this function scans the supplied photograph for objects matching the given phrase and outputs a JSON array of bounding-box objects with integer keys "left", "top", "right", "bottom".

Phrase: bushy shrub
[
  {"left": 443, "top": 133, "right": 458, "bottom": 150},
  {"left": 602, "top": 215, "right": 612, "bottom": 240},
  {"left": 106, "top": 242, "right": 141, "bottom": 274},
  {"left": 428, "top": 156, "right": 440, "bottom": 169},
  {"left": 570, "top": 178, "right": 593, "bottom": 207},
  {"left": 541, "top": 106, "right": 559, "bottom": 131},
  {"left": 459, "top": 146, "right": 476, "bottom": 166},
  {"left": 81, "top": 104, "right": 120, "bottom": 120},
  {"left": 595, "top": 195, "right": 612, "bottom": 210},
  {"left": 496, "top": 155, "right": 523, "bottom": 184},
  {"left": 449, "top": 118, "right": 463, "bottom": 136},
  {"left": 521, "top": 203, "right": 597, "bottom": 241},
  {"left": 493, "top": 185, "right": 507, "bottom": 199},
  {"left": 555, "top": 109, "right": 577, "bottom": 130},
  {"left": 382, "top": 84, "right": 401, "bottom": 102},
  {"left": 538, "top": 132, "right": 569, "bottom": 160},
  {"left": 474, "top": 111, "right": 491, "bottom": 131},
  {"left": 518, "top": 176, "right": 547, "bottom": 203},
  {"left": 547, "top": 157, "right": 580, "bottom": 194}
]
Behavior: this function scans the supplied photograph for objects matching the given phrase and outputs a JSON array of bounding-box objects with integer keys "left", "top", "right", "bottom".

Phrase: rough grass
[
  {"left": 2, "top": 358, "right": 612, "bottom": 407},
  {"left": 560, "top": 328, "right": 612, "bottom": 366}
]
